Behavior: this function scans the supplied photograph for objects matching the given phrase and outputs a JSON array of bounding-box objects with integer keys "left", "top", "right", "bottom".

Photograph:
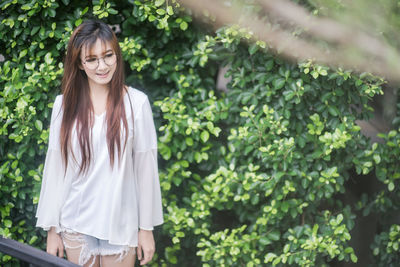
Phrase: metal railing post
[{"left": 0, "top": 236, "right": 79, "bottom": 267}]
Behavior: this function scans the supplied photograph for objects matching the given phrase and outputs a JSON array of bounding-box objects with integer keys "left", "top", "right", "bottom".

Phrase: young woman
[{"left": 35, "top": 20, "right": 163, "bottom": 267}]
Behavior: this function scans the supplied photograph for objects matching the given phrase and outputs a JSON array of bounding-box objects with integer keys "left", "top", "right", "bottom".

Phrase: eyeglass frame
[{"left": 82, "top": 53, "right": 117, "bottom": 70}]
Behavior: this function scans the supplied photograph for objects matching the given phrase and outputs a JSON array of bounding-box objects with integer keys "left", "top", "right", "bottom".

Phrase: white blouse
[{"left": 35, "top": 87, "right": 163, "bottom": 247}]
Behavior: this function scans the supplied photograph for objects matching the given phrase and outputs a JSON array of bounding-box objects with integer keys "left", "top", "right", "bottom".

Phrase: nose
[{"left": 97, "top": 58, "right": 108, "bottom": 70}]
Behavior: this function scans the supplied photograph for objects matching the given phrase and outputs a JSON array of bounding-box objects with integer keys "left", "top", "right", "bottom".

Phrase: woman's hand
[
  {"left": 137, "top": 229, "right": 155, "bottom": 265},
  {"left": 46, "top": 227, "right": 64, "bottom": 257}
]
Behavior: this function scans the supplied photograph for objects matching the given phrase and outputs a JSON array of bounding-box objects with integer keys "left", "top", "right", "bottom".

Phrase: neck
[{"left": 88, "top": 81, "right": 109, "bottom": 99}]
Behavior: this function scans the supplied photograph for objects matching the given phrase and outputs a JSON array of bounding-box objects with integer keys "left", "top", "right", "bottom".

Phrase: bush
[{"left": 1, "top": 0, "right": 399, "bottom": 266}]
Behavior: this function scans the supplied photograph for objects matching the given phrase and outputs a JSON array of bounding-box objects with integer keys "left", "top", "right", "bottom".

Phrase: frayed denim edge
[{"left": 61, "top": 230, "right": 133, "bottom": 267}]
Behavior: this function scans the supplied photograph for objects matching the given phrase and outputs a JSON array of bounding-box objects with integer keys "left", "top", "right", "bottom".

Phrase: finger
[
  {"left": 59, "top": 246, "right": 64, "bottom": 258},
  {"left": 140, "top": 251, "right": 148, "bottom": 265},
  {"left": 47, "top": 249, "right": 56, "bottom": 256},
  {"left": 141, "top": 249, "right": 153, "bottom": 265},
  {"left": 137, "top": 245, "right": 143, "bottom": 261},
  {"left": 140, "top": 257, "right": 149, "bottom": 266},
  {"left": 141, "top": 256, "right": 151, "bottom": 266},
  {"left": 148, "top": 249, "right": 154, "bottom": 262}
]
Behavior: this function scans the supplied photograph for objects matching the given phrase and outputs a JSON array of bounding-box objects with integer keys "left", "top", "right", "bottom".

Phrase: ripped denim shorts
[{"left": 60, "top": 226, "right": 135, "bottom": 267}]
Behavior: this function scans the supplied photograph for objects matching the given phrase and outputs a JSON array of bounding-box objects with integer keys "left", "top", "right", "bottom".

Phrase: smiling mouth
[{"left": 96, "top": 71, "right": 109, "bottom": 77}]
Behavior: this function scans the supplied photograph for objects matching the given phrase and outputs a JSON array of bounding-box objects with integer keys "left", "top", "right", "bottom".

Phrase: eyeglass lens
[{"left": 85, "top": 54, "right": 116, "bottom": 69}]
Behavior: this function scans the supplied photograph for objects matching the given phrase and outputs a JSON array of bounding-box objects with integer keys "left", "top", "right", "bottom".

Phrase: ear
[{"left": 78, "top": 61, "right": 84, "bottom": 70}]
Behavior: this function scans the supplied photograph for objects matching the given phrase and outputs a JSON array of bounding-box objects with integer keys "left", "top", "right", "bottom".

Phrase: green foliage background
[{"left": 1, "top": 0, "right": 400, "bottom": 266}]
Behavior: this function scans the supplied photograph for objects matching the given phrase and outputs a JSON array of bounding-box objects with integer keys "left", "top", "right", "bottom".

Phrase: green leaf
[
  {"left": 4, "top": 220, "right": 12, "bottom": 228},
  {"left": 108, "top": 8, "right": 118, "bottom": 15},
  {"left": 373, "top": 154, "right": 381, "bottom": 164},
  {"left": 31, "top": 26, "right": 40, "bottom": 36},
  {"left": 155, "top": 0, "right": 165, "bottom": 7},
  {"left": 185, "top": 137, "right": 193, "bottom": 146},
  {"left": 281, "top": 202, "right": 289, "bottom": 213},
  {"left": 248, "top": 43, "right": 258, "bottom": 55},
  {"left": 82, "top": 7, "right": 89, "bottom": 15},
  {"left": 75, "top": 18, "right": 82, "bottom": 27},
  {"left": 149, "top": 15, "right": 156, "bottom": 22},
  {"left": 312, "top": 224, "right": 319, "bottom": 235},
  {"left": 19, "top": 49, "right": 28, "bottom": 58},
  {"left": 259, "top": 236, "right": 271, "bottom": 246},
  {"left": 194, "top": 152, "right": 202, "bottom": 163},
  {"left": 251, "top": 194, "right": 259, "bottom": 205},
  {"left": 35, "top": 120, "right": 43, "bottom": 131},
  {"left": 160, "top": 145, "right": 171, "bottom": 160},
  {"left": 29, "top": 235, "right": 38, "bottom": 245},
  {"left": 337, "top": 213, "right": 343, "bottom": 224},
  {"left": 200, "top": 131, "right": 209, "bottom": 143},
  {"left": 328, "top": 106, "right": 338, "bottom": 116},
  {"left": 267, "top": 230, "right": 280, "bottom": 241},
  {"left": 350, "top": 253, "right": 358, "bottom": 263},
  {"left": 166, "top": 6, "right": 174, "bottom": 15},
  {"left": 48, "top": 9, "right": 56, "bottom": 17},
  {"left": 264, "top": 252, "right": 276, "bottom": 262},
  {"left": 44, "top": 53, "right": 52, "bottom": 64},
  {"left": 388, "top": 182, "right": 395, "bottom": 192},
  {"left": 21, "top": 4, "right": 31, "bottom": 10},
  {"left": 273, "top": 78, "right": 285, "bottom": 90},
  {"left": 180, "top": 21, "right": 188, "bottom": 31},
  {"left": 265, "top": 59, "right": 274, "bottom": 71},
  {"left": 156, "top": 8, "right": 166, "bottom": 15},
  {"left": 345, "top": 247, "right": 354, "bottom": 254},
  {"left": 272, "top": 257, "right": 281, "bottom": 265}
]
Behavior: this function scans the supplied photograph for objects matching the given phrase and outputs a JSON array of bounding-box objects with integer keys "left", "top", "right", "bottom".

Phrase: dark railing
[{"left": 0, "top": 236, "right": 79, "bottom": 267}]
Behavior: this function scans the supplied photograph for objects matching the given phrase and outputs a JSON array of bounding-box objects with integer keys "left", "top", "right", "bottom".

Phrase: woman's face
[{"left": 80, "top": 39, "right": 117, "bottom": 88}]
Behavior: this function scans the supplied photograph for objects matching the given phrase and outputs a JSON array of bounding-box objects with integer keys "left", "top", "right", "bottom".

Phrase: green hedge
[{"left": 1, "top": 0, "right": 400, "bottom": 266}]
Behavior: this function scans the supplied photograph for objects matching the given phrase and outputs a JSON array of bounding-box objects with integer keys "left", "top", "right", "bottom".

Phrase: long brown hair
[{"left": 60, "top": 20, "right": 128, "bottom": 174}]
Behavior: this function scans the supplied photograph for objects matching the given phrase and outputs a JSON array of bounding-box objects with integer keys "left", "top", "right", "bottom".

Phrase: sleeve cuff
[{"left": 139, "top": 226, "right": 154, "bottom": 231}]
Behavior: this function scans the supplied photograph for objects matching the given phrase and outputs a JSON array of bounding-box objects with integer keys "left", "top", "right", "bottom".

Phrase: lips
[{"left": 96, "top": 71, "right": 109, "bottom": 78}]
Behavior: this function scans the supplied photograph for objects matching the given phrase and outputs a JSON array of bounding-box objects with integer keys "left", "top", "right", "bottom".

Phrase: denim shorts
[{"left": 60, "top": 226, "right": 135, "bottom": 267}]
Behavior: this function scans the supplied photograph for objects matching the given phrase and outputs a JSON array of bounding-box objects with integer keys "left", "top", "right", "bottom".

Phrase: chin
[
  {"left": 88, "top": 76, "right": 113, "bottom": 86},
  {"left": 96, "top": 79, "right": 112, "bottom": 85}
]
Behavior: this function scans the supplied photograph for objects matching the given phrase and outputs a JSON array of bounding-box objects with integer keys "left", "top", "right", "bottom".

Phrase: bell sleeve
[
  {"left": 133, "top": 96, "right": 164, "bottom": 230},
  {"left": 35, "top": 95, "right": 65, "bottom": 233}
]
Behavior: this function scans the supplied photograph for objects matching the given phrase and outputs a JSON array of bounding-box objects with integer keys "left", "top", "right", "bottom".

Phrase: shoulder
[
  {"left": 125, "top": 87, "right": 154, "bottom": 121},
  {"left": 126, "top": 86, "right": 149, "bottom": 105},
  {"left": 53, "top": 94, "right": 63, "bottom": 108},
  {"left": 125, "top": 86, "right": 151, "bottom": 113},
  {"left": 50, "top": 94, "right": 63, "bottom": 121}
]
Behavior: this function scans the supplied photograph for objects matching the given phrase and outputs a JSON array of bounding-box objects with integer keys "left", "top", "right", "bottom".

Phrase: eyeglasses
[{"left": 83, "top": 53, "right": 117, "bottom": 70}]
